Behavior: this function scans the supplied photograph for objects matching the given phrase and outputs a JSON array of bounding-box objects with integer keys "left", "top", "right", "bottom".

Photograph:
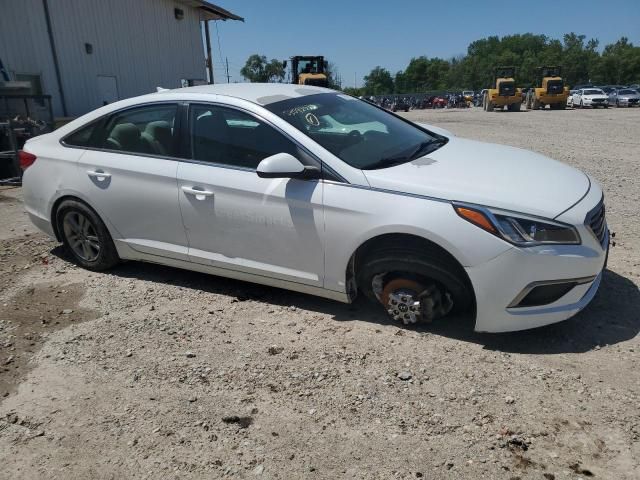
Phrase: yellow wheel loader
[
  {"left": 483, "top": 67, "right": 522, "bottom": 112},
  {"left": 286, "top": 56, "right": 328, "bottom": 87},
  {"left": 525, "top": 66, "right": 569, "bottom": 110}
]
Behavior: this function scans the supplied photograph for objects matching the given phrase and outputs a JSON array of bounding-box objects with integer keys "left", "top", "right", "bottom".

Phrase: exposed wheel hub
[{"left": 378, "top": 277, "right": 453, "bottom": 325}]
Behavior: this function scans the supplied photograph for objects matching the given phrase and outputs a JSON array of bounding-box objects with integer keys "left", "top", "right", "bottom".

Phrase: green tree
[
  {"left": 362, "top": 67, "right": 394, "bottom": 95},
  {"left": 342, "top": 87, "right": 363, "bottom": 97},
  {"left": 240, "top": 54, "right": 285, "bottom": 83},
  {"left": 595, "top": 37, "right": 640, "bottom": 84},
  {"left": 325, "top": 62, "right": 341, "bottom": 90}
]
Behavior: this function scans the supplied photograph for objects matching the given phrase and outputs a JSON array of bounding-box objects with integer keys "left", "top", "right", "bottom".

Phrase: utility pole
[
  {"left": 203, "top": 20, "right": 214, "bottom": 84},
  {"left": 225, "top": 57, "right": 231, "bottom": 83}
]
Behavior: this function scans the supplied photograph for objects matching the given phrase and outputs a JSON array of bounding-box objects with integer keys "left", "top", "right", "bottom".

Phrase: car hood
[
  {"left": 362, "top": 137, "right": 590, "bottom": 219},
  {"left": 583, "top": 94, "right": 608, "bottom": 100}
]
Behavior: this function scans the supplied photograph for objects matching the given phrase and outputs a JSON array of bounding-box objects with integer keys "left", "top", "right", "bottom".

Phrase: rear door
[
  {"left": 176, "top": 103, "right": 325, "bottom": 286},
  {"left": 72, "top": 102, "right": 188, "bottom": 260}
]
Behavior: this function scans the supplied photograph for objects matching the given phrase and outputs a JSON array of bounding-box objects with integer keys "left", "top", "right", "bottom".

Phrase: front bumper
[{"left": 466, "top": 189, "right": 608, "bottom": 333}]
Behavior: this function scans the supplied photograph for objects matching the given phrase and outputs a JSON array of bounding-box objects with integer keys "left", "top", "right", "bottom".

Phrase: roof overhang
[{"left": 177, "top": 0, "right": 244, "bottom": 21}]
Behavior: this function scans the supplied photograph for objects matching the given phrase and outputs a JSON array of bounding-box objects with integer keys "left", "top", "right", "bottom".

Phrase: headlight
[{"left": 454, "top": 204, "right": 581, "bottom": 246}]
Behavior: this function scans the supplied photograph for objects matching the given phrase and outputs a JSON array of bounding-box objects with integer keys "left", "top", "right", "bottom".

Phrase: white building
[{"left": 0, "top": 0, "right": 242, "bottom": 117}]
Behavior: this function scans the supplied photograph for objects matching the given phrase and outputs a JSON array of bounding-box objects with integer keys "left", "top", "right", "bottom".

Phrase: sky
[{"left": 207, "top": 0, "right": 640, "bottom": 87}]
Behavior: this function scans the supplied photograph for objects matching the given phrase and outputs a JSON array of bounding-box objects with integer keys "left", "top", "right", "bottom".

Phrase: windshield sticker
[
  {"left": 283, "top": 104, "right": 317, "bottom": 117},
  {"left": 304, "top": 112, "right": 320, "bottom": 126}
]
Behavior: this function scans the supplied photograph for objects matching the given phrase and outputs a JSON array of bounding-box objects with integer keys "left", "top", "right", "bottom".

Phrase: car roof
[{"left": 159, "top": 83, "right": 334, "bottom": 106}]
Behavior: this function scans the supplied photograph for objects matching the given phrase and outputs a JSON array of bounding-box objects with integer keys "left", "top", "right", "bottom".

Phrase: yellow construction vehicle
[
  {"left": 285, "top": 56, "right": 328, "bottom": 87},
  {"left": 525, "top": 66, "right": 569, "bottom": 110},
  {"left": 483, "top": 67, "right": 522, "bottom": 112}
]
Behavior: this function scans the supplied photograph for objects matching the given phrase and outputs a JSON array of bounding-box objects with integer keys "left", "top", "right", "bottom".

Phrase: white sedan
[
  {"left": 20, "top": 84, "right": 608, "bottom": 333},
  {"left": 572, "top": 88, "right": 609, "bottom": 108}
]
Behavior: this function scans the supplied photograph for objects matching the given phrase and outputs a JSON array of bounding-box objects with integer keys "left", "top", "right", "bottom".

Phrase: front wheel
[
  {"left": 56, "top": 200, "right": 120, "bottom": 271},
  {"left": 357, "top": 246, "right": 473, "bottom": 325}
]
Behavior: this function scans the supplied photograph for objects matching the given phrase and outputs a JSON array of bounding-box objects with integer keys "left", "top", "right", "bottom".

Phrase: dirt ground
[{"left": 1, "top": 106, "right": 639, "bottom": 480}]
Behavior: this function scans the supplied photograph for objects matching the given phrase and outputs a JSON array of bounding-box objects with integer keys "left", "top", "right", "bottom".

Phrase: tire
[
  {"left": 509, "top": 102, "right": 521, "bottom": 112},
  {"left": 56, "top": 199, "right": 120, "bottom": 271},
  {"left": 579, "top": 100, "right": 584, "bottom": 109},
  {"left": 486, "top": 98, "right": 494, "bottom": 112},
  {"left": 357, "top": 244, "right": 473, "bottom": 316}
]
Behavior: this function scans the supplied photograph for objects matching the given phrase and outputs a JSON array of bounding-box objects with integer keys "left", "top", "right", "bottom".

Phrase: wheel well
[
  {"left": 50, "top": 195, "right": 94, "bottom": 241},
  {"left": 348, "top": 233, "right": 475, "bottom": 305}
]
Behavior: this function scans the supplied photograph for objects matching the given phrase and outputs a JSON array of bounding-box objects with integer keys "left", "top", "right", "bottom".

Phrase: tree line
[
  {"left": 239, "top": 33, "right": 640, "bottom": 95},
  {"left": 349, "top": 33, "right": 640, "bottom": 96}
]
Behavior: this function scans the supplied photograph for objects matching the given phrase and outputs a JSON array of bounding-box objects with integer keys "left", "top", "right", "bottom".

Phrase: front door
[
  {"left": 176, "top": 103, "right": 324, "bottom": 286},
  {"left": 75, "top": 102, "right": 189, "bottom": 260}
]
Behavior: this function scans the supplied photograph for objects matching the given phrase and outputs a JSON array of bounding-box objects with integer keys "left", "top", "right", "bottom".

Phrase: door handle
[
  {"left": 87, "top": 170, "right": 111, "bottom": 181},
  {"left": 181, "top": 186, "right": 214, "bottom": 200}
]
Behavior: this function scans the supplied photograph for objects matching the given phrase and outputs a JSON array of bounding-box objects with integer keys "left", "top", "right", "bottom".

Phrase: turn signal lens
[{"left": 454, "top": 206, "right": 497, "bottom": 234}]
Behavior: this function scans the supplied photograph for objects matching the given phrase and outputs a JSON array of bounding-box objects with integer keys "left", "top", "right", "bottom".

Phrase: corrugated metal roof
[{"left": 177, "top": 0, "right": 244, "bottom": 21}]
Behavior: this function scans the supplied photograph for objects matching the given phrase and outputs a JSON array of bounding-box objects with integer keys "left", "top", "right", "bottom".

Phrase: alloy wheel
[{"left": 63, "top": 211, "right": 101, "bottom": 262}]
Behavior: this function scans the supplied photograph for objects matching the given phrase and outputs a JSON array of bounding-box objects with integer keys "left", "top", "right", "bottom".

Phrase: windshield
[
  {"left": 264, "top": 93, "right": 444, "bottom": 170},
  {"left": 583, "top": 89, "right": 604, "bottom": 95},
  {"left": 296, "top": 59, "right": 320, "bottom": 75},
  {"left": 618, "top": 89, "right": 635, "bottom": 95}
]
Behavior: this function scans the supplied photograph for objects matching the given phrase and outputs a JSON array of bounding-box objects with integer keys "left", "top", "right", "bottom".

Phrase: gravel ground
[{"left": 1, "top": 107, "right": 639, "bottom": 480}]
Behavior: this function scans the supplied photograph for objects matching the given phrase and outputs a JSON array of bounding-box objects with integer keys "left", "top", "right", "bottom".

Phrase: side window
[
  {"left": 102, "top": 104, "right": 178, "bottom": 156},
  {"left": 190, "top": 104, "right": 296, "bottom": 169},
  {"left": 64, "top": 121, "right": 101, "bottom": 147}
]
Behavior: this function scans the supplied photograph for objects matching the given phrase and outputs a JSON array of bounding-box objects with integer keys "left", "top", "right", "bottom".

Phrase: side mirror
[{"left": 256, "top": 153, "right": 321, "bottom": 180}]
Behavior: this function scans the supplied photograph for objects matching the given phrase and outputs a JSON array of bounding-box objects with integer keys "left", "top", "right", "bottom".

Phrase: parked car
[
  {"left": 572, "top": 88, "right": 609, "bottom": 108},
  {"left": 567, "top": 90, "right": 577, "bottom": 107},
  {"left": 608, "top": 88, "right": 640, "bottom": 107},
  {"left": 390, "top": 97, "right": 410, "bottom": 112},
  {"left": 431, "top": 95, "right": 448, "bottom": 108},
  {"left": 20, "top": 84, "right": 608, "bottom": 333}
]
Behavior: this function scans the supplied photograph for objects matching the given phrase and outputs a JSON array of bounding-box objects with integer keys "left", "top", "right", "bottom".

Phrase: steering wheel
[{"left": 348, "top": 130, "right": 362, "bottom": 140}]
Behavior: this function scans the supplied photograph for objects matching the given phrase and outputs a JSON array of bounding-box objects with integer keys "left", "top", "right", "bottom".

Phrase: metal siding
[
  {"left": 0, "top": 0, "right": 65, "bottom": 115},
  {"left": 2, "top": 0, "right": 207, "bottom": 117}
]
